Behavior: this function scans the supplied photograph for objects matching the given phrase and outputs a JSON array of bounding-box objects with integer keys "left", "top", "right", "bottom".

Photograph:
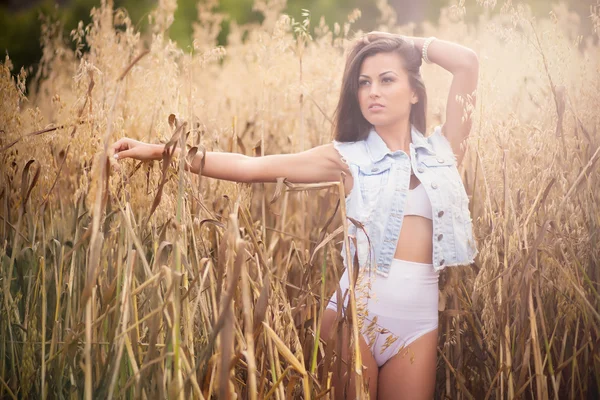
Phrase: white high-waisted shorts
[{"left": 326, "top": 258, "right": 440, "bottom": 367}]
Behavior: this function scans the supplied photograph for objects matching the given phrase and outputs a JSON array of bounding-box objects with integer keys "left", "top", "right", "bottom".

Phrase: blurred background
[{"left": 0, "top": 0, "right": 595, "bottom": 77}]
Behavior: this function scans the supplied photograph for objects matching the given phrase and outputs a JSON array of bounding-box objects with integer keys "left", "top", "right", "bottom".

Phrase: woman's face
[{"left": 357, "top": 52, "right": 417, "bottom": 130}]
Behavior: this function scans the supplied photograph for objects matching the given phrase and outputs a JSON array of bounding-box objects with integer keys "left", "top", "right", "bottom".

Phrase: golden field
[{"left": 0, "top": 0, "right": 599, "bottom": 398}]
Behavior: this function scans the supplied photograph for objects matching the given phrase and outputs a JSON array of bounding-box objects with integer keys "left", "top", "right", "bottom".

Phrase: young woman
[{"left": 112, "top": 33, "right": 479, "bottom": 399}]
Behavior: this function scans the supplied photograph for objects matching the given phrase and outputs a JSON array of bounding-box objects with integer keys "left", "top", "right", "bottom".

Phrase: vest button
[
  {"left": 438, "top": 210, "right": 444, "bottom": 217},
  {"left": 417, "top": 167, "right": 425, "bottom": 173},
  {"left": 371, "top": 167, "right": 379, "bottom": 172},
  {"left": 437, "top": 157, "right": 445, "bottom": 163},
  {"left": 439, "top": 259, "right": 445, "bottom": 266},
  {"left": 431, "top": 182, "right": 438, "bottom": 189},
  {"left": 437, "top": 234, "right": 444, "bottom": 241}
]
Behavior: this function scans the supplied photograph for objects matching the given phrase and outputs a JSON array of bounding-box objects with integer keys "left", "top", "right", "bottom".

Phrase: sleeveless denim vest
[{"left": 334, "top": 124, "right": 478, "bottom": 276}]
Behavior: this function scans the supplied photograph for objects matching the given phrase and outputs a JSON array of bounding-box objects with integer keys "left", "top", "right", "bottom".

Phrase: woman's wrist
[
  {"left": 402, "top": 36, "right": 438, "bottom": 65},
  {"left": 421, "top": 37, "right": 437, "bottom": 64},
  {"left": 367, "top": 32, "right": 440, "bottom": 66},
  {"left": 401, "top": 36, "right": 424, "bottom": 51},
  {"left": 153, "top": 143, "right": 166, "bottom": 160}
]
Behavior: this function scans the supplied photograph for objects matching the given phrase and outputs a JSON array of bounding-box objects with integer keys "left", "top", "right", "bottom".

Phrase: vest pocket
[
  {"left": 419, "top": 156, "right": 466, "bottom": 193},
  {"left": 357, "top": 163, "right": 393, "bottom": 215},
  {"left": 418, "top": 155, "right": 471, "bottom": 215}
]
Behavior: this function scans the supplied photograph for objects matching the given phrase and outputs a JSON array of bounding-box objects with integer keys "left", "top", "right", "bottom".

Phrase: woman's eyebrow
[{"left": 359, "top": 70, "right": 398, "bottom": 79}]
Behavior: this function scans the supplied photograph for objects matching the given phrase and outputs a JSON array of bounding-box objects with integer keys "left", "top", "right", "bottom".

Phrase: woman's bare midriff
[
  {"left": 395, "top": 174, "right": 433, "bottom": 264},
  {"left": 394, "top": 216, "right": 433, "bottom": 263},
  {"left": 342, "top": 166, "right": 434, "bottom": 264}
]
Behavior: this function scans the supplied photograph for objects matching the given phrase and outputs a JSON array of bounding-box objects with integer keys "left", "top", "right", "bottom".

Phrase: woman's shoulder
[
  {"left": 331, "top": 139, "right": 369, "bottom": 167},
  {"left": 426, "top": 125, "right": 457, "bottom": 162}
]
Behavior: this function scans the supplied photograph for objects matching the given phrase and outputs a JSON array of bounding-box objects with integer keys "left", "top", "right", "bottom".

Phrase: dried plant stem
[
  {"left": 84, "top": 289, "right": 94, "bottom": 400},
  {"left": 529, "top": 285, "right": 548, "bottom": 399},
  {"left": 502, "top": 150, "right": 514, "bottom": 399},
  {"left": 241, "top": 265, "right": 258, "bottom": 400},
  {"left": 337, "top": 180, "right": 366, "bottom": 398},
  {"left": 107, "top": 248, "right": 135, "bottom": 400},
  {"left": 0, "top": 376, "right": 16, "bottom": 400},
  {"left": 40, "top": 256, "right": 47, "bottom": 400}
]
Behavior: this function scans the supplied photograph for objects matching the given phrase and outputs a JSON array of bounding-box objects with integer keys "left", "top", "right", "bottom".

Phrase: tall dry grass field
[{"left": 1, "top": 0, "right": 599, "bottom": 398}]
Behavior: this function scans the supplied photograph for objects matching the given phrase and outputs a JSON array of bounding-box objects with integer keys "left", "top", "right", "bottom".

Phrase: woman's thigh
[
  {"left": 321, "top": 308, "right": 379, "bottom": 400},
  {"left": 376, "top": 328, "right": 438, "bottom": 400}
]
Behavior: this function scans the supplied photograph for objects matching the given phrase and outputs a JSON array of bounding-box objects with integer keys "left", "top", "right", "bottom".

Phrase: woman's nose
[{"left": 369, "top": 85, "right": 380, "bottom": 98}]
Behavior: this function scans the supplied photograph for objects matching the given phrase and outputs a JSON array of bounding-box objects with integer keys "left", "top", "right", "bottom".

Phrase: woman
[{"left": 112, "top": 33, "right": 479, "bottom": 399}]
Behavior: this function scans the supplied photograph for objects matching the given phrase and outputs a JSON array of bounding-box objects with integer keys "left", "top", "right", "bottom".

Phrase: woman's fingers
[
  {"left": 111, "top": 138, "right": 162, "bottom": 161},
  {"left": 111, "top": 139, "right": 130, "bottom": 153},
  {"left": 364, "top": 31, "right": 394, "bottom": 43},
  {"left": 111, "top": 138, "right": 135, "bottom": 160},
  {"left": 113, "top": 149, "right": 132, "bottom": 160}
]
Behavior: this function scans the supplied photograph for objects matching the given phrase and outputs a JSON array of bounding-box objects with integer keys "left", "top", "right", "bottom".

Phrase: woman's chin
[
  {"left": 365, "top": 116, "right": 394, "bottom": 128},
  {"left": 364, "top": 114, "right": 409, "bottom": 131}
]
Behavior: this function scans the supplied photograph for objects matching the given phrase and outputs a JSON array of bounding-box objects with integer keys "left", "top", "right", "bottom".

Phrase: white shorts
[{"left": 326, "top": 258, "right": 440, "bottom": 367}]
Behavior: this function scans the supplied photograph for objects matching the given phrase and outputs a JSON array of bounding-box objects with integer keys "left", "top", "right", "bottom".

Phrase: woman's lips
[{"left": 369, "top": 104, "right": 385, "bottom": 111}]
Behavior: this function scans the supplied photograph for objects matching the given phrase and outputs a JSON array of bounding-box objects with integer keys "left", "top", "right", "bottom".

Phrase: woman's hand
[
  {"left": 366, "top": 30, "right": 393, "bottom": 38},
  {"left": 364, "top": 31, "right": 418, "bottom": 48},
  {"left": 111, "top": 138, "right": 164, "bottom": 161},
  {"left": 364, "top": 30, "right": 395, "bottom": 43}
]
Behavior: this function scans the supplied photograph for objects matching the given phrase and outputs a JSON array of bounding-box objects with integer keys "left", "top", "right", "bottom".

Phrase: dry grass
[{"left": 1, "top": 0, "right": 599, "bottom": 398}]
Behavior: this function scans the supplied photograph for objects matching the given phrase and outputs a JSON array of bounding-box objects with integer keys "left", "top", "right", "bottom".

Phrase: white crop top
[{"left": 404, "top": 183, "right": 433, "bottom": 220}]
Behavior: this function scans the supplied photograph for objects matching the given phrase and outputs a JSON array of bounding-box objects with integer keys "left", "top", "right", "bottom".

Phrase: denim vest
[{"left": 334, "top": 124, "right": 478, "bottom": 276}]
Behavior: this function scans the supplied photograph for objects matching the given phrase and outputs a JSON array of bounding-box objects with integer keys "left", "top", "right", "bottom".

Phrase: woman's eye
[
  {"left": 382, "top": 77, "right": 394, "bottom": 83},
  {"left": 359, "top": 80, "right": 370, "bottom": 86}
]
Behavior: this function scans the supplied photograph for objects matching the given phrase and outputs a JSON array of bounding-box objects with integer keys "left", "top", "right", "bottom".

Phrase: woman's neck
[{"left": 374, "top": 119, "right": 412, "bottom": 153}]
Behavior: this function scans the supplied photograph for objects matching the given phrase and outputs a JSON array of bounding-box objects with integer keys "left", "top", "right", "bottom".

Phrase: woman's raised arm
[
  {"left": 410, "top": 36, "right": 479, "bottom": 165},
  {"left": 111, "top": 138, "right": 350, "bottom": 185},
  {"left": 366, "top": 32, "right": 479, "bottom": 165}
]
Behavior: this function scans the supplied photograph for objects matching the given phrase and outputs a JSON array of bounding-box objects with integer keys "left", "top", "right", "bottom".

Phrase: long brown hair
[{"left": 333, "top": 35, "right": 427, "bottom": 142}]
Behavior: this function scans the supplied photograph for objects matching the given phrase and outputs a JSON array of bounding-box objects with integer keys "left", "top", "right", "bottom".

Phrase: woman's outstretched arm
[{"left": 111, "top": 138, "right": 350, "bottom": 185}]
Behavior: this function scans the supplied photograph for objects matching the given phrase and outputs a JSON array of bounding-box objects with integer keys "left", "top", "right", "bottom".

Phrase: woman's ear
[{"left": 411, "top": 92, "right": 418, "bottom": 104}]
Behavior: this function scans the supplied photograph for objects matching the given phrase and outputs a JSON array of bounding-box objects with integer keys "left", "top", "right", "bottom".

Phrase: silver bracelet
[{"left": 422, "top": 36, "right": 436, "bottom": 64}]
